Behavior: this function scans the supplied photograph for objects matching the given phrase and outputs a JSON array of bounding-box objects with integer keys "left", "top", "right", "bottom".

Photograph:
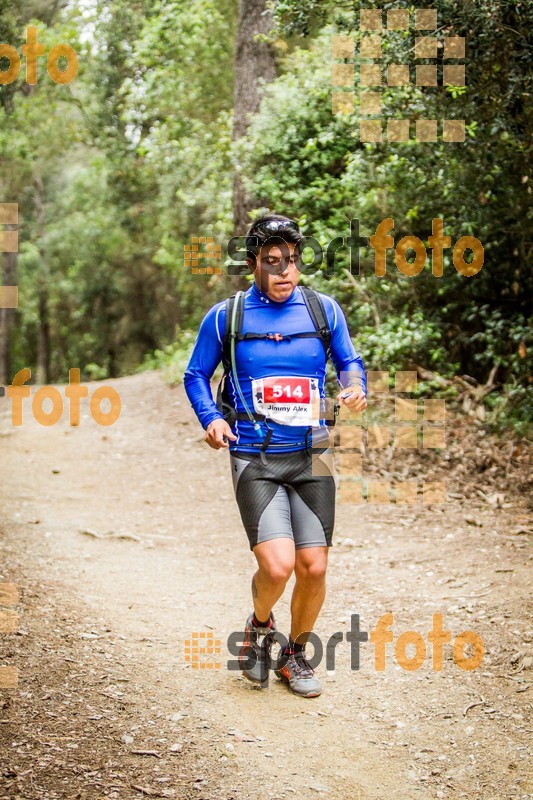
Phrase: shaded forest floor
[{"left": 0, "top": 371, "right": 531, "bottom": 800}]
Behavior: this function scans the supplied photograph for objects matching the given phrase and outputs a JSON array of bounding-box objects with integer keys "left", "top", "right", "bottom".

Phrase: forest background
[{"left": 0, "top": 0, "right": 531, "bottom": 433}]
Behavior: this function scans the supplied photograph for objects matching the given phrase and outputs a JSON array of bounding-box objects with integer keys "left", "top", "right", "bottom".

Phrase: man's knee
[
  {"left": 260, "top": 559, "right": 293, "bottom": 586},
  {"left": 295, "top": 554, "right": 328, "bottom": 584}
]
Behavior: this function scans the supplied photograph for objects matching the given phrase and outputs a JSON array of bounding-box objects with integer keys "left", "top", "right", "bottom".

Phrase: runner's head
[{"left": 246, "top": 215, "right": 303, "bottom": 303}]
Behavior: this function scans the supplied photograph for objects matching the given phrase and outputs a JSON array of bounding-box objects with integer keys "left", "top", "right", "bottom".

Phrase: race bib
[{"left": 251, "top": 376, "right": 320, "bottom": 426}]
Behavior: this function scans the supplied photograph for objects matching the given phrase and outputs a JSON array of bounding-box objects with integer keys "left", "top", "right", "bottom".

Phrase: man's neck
[{"left": 252, "top": 280, "right": 297, "bottom": 303}]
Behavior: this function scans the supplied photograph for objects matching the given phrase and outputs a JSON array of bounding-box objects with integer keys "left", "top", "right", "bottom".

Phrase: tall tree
[
  {"left": 0, "top": 234, "right": 17, "bottom": 386},
  {"left": 0, "top": 0, "right": 76, "bottom": 383},
  {"left": 0, "top": 0, "right": 21, "bottom": 385},
  {"left": 232, "top": 0, "right": 276, "bottom": 233}
]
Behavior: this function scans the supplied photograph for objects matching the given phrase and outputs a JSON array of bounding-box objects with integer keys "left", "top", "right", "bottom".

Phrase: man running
[{"left": 184, "top": 215, "right": 367, "bottom": 697}]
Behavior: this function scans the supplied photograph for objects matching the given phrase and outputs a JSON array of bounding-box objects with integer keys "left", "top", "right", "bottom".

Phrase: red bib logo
[{"left": 263, "top": 377, "right": 311, "bottom": 404}]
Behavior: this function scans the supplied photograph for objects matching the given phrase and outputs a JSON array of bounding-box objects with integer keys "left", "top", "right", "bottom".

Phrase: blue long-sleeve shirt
[{"left": 184, "top": 282, "right": 367, "bottom": 453}]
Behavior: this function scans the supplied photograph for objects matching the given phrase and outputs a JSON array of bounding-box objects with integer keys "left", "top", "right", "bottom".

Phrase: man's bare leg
[
  {"left": 272, "top": 546, "right": 328, "bottom": 698},
  {"left": 251, "top": 538, "right": 295, "bottom": 622},
  {"left": 290, "top": 546, "right": 328, "bottom": 643}
]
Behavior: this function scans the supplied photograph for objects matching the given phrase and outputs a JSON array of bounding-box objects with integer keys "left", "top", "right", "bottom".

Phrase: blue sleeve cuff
[{"left": 202, "top": 411, "right": 224, "bottom": 430}]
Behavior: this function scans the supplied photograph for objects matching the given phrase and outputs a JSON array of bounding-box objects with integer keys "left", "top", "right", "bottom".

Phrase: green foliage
[
  {"left": 1, "top": 0, "right": 238, "bottom": 380},
  {"left": 356, "top": 311, "right": 451, "bottom": 375},
  {"left": 484, "top": 385, "right": 532, "bottom": 437},
  {"left": 140, "top": 330, "right": 215, "bottom": 386},
  {"left": 0, "top": 0, "right": 530, "bottom": 436},
  {"left": 236, "top": 11, "right": 531, "bottom": 430}
]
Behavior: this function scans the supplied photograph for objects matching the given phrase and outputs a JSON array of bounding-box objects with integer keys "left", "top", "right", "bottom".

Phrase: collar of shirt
[{"left": 250, "top": 281, "right": 299, "bottom": 305}]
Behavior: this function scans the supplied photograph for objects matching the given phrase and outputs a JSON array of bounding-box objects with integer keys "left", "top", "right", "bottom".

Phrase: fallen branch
[
  {"left": 463, "top": 698, "right": 488, "bottom": 716},
  {"left": 130, "top": 785, "right": 165, "bottom": 797},
  {"left": 79, "top": 528, "right": 141, "bottom": 543},
  {"left": 130, "top": 749, "right": 162, "bottom": 758}
]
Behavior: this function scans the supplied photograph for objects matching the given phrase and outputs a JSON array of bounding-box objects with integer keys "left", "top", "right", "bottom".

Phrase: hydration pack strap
[
  {"left": 236, "top": 331, "right": 324, "bottom": 342},
  {"left": 299, "top": 286, "right": 331, "bottom": 359},
  {"left": 230, "top": 291, "right": 261, "bottom": 433}
]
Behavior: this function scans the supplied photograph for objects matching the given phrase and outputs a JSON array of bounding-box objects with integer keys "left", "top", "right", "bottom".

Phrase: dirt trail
[{"left": 0, "top": 371, "right": 531, "bottom": 800}]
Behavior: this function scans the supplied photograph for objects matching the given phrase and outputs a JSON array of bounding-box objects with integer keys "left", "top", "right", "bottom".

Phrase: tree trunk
[
  {"left": 34, "top": 170, "right": 50, "bottom": 385},
  {"left": 0, "top": 247, "right": 18, "bottom": 385},
  {"left": 232, "top": 0, "right": 276, "bottom": 235}
]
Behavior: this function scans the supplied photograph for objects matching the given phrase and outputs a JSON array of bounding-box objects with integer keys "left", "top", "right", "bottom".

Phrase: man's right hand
[{"left": 204, "top": 419, "right": 237, "bottom": 450}]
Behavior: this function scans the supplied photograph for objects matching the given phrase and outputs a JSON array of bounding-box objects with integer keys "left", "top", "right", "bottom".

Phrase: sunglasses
[{"left": 249, "top": 219, "right": 300, "bottom": 237}]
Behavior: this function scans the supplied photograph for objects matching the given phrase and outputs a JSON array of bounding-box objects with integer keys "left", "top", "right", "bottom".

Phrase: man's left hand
[{"left": 336, "top": 388, "right": 367, "bottom": 414}]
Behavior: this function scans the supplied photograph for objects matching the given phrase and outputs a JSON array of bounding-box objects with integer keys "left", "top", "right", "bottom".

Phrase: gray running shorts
[{"left": 229, "top": 447, "right": 336, "bottom": 550}]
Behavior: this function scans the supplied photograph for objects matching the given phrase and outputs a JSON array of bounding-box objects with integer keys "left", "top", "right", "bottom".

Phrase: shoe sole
[
  {"left": 242, "top": 671, "right": 269, "bottom": 687},
  {"left": 274, "top": 669, "right": 322, "bottom": 698}
]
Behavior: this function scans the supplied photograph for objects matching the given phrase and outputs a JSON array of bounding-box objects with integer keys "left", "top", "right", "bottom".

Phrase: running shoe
[
  {"left": 274, "top": 650, "right": 322, "bottom": 698},
  {"left": 239, "top": 612, "right": 277, "bottom": 685}
]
